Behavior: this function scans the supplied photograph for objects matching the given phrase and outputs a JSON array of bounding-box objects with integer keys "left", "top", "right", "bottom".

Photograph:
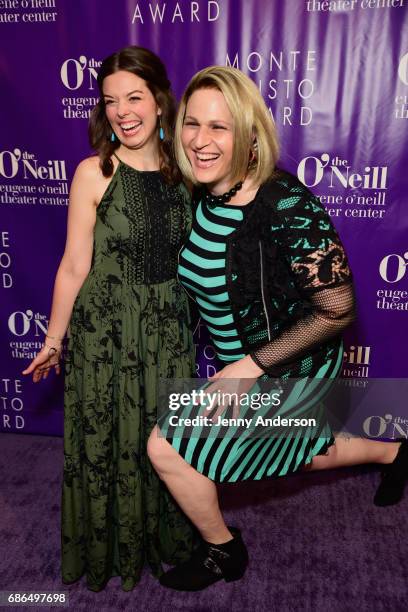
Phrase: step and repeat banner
[{"left": 1, "top": 0, "right": 407, "bottom": 437}]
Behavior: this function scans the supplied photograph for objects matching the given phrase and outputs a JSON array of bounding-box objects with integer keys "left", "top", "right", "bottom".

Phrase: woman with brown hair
[{"left": 22, "top": 46, "right": 196, "bottom": 591}]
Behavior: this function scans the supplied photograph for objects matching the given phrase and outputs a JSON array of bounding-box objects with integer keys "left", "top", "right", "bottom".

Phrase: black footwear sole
[{"left": 374, "top": 480, "right": 406, "bottom": 507}]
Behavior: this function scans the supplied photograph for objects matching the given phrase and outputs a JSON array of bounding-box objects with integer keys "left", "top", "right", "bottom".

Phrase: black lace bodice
[{"left": 94, "top": 162, "right": 192, "bottom": 285}]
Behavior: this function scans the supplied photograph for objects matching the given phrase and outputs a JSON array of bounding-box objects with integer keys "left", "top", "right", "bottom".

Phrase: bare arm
[{"left": 22, "top": 156, "right": 103, "bottom": 380}]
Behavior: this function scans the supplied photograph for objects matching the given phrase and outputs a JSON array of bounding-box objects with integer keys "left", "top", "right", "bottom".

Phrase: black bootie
[
  {"left": 374, "top": 439, "right": 408, "bottom": 507},
  {"left": 159, "top": 527, "right": 248, "bottom": 591}
]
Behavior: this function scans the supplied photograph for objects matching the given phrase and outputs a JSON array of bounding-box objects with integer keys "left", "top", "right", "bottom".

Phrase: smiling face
[
  {"left": 181, "top": 88, "right": 235, "bottom": 195},
  {"left": 103, "top": 70, "right": 161, "bottom": 149}
]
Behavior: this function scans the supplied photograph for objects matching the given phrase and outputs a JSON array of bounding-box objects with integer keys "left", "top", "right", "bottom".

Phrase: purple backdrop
[{"left": 1, "top": 0, "right": 407, "bottom": 437}]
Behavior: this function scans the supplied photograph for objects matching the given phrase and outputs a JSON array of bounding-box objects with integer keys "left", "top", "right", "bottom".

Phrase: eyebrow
[
  {"left": 103, "top": 89, "right": 144, "bottom": 99},
  {"left": 184, "top": 115, "right": 231, "bottom": 125}
]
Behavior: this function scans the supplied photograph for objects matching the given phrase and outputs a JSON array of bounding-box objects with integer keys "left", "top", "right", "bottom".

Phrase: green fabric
[{"left": 61, "top": 164, "right": 196, "bottom": 592}]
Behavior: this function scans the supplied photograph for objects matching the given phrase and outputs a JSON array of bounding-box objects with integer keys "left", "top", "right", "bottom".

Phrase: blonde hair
[{"left": 175, "top": 66, "right": 280, "bottom": 186}]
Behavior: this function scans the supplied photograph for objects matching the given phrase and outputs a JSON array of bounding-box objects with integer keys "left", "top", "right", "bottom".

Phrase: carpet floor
[{"left": 0, "top": 433, "right": 407, "bottom": 612}]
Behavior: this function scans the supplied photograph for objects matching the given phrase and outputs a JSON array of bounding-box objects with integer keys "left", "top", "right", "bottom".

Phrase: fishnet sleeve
[{"left": 250, "top": 192, "right": 356, "bottom": 374}]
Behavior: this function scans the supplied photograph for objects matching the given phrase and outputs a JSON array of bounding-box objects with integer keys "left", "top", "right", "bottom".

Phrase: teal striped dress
[
  {"left": 178, "top": 200, "right": 247, "bottom": 362},
  {"left": 162, "top": 198, "right": 342, "bottom": 483}
]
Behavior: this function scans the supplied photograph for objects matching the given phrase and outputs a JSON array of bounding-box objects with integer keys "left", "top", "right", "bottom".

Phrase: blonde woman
[{"left": 147, "top": 66, "right": 408, "bottom": 591}]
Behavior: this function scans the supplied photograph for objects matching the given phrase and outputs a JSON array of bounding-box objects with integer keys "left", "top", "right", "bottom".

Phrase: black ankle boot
[
  {"left": 159, "top": 527, "right": 248, "bottom": 591},
  {"left": 374, "top": 439, "right": 408, "bottom": 507}
]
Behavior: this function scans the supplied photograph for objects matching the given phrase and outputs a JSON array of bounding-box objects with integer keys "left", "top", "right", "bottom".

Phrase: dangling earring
[
  {"left": 110, "top": 132, "right": 116, "bottom": 143},
  {"left": 159, "top": 116, "right": 164, "bottom": 141}
]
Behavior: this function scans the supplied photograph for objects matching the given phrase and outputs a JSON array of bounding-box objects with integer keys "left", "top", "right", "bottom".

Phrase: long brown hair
[{"left": 89, "top": 46, "right": 181, "bottom": 184}]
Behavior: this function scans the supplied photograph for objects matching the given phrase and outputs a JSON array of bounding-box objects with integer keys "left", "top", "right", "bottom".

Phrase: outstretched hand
[{"left": 22, "top": 344, "right": 62, "bottom": 383}]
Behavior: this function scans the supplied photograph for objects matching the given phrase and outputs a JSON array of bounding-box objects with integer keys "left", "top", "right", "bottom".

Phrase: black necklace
[{"left": 203, "top": 180, "right": 243, "bottom": 207}]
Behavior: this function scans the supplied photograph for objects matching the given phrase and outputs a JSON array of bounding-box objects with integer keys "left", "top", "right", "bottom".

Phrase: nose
[
  {"left": 193, "top": 125, "right": 211, "bottom": 149},
  {"left": 117, "top": 99, "right": 130, "bottom": 118}
]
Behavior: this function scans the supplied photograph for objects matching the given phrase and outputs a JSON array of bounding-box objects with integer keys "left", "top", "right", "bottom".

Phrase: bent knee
[{"left": 147, "top": 426, "right": 174, "bottom": 471}]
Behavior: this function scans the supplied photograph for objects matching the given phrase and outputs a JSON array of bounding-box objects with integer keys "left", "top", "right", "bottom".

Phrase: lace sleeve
[{"left": 250, "top": 191, "right": 356, "bottom": 374}]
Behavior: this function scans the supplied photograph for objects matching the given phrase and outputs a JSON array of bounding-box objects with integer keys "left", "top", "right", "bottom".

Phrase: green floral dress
[{"left": 61, "top": 158, "right": 196, "bottom": 592}]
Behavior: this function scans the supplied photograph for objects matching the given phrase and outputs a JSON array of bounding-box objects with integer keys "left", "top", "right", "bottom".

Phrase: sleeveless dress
[
  {"left": 161, "top": 196, "right": 343, "bottom": 483},
  {"left": 61, "top": 158, "right": 196, "bottom": 592}
]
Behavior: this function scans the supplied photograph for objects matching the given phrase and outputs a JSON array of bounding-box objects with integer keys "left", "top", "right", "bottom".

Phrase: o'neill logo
[
  {"left": 0, "top": 149, "right": 68, "bottom": 205},
  {"left": 297, "top": 154, "right": 389, "bottom": 220},
  {"left": 8, "top": 310, "right": 50, "bottom": 360},
  {"left": 8, "top": 310, "right": 48, "bottom": 337},
  {"left": 377, "top": 252, "right": 408, "bottom": 312},
  {"left": 60, "top": 56, "right": 100, "bottom": 119},
  {"left": 297, "top": 154, "right": 388, "bottom": 190},
  {"left": 363, "top": 414, "right": 408, "bottom": 440},
  {"left": 0, "top": 149, "right": 66, "bottom": 181},
  {"left": 60, "top": 56, "right": 101, "bottom": 91},
  {"left": 379, "top": 252, "right": 408, "bottom": 284}
]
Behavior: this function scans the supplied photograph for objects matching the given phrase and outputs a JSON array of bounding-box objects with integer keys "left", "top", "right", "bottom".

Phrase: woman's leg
[
  {"left": 147, "top": 425, "right": 232, "bottom": 544},
  {"left": 303, "top": 437, "right": 401, "bottom": 471},
  {"left": 303, "top": 437, "right": 407, "bottom": 507},
  {"left": 148, "top": 426, "right": 249, "bottom": 590},
  {"left": 148, "top": 426, "right": 403, "bottom": 528}
]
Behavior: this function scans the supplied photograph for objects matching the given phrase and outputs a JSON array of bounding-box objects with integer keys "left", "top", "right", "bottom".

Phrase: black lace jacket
[{"left": 196, "top": 170, "right": 356, "bottom": 378}]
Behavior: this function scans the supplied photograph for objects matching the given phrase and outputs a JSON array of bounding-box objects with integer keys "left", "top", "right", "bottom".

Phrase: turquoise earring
[
  {"left": 159, "top": 116, "right": 164, "bottom": 141},
  {"left": 111, "top": 132, "right": 116, "bottom": 142}
]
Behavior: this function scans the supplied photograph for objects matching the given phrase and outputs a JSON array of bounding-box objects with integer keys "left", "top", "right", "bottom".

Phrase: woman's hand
[
  {"left": 202, "top": 355, "right": 264, "bottom": 422},
  {"left": 209, "top": 355, "right": 264, "bottom": 381},
  {"left": 22, "top": 343, "right": 62, "bottom": 383}
]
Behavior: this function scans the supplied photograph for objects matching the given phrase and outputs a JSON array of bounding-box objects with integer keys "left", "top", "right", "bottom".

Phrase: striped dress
[
  {"left": 178, "top": 199, "right": 247, "bottom": 362},
  {"left": 162, "top": 198, "right": 341, "bottom": 483}
]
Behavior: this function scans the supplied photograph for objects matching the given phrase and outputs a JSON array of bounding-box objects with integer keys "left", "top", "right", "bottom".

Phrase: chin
[
  {"left": 196, "top": 176, "right": 212, "bottom": 186},
  {"left": 193, "top": 169, "right": 218, "bottom": 186}
]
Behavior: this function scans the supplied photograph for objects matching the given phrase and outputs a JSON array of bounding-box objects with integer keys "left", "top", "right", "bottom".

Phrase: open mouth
[
  {"left": 194, "top": 151, "right": 220, "bottom": 168},
  {"left": 119, "top": 122, "right": 142, "bottom": 136}
]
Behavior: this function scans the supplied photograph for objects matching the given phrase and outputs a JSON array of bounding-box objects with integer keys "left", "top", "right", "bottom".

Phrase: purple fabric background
[{"left": 1, "top": 0, "right": 407, "bottom": 436}]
